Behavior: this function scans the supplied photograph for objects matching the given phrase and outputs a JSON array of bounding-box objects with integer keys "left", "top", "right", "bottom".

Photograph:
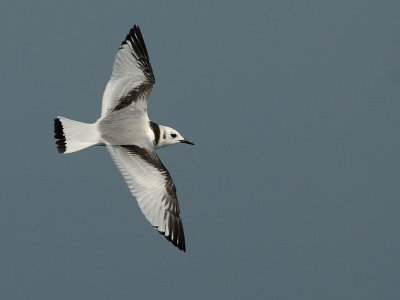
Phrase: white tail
[{"left": 54, "top": 117, "right": 99, "bottom": 154}]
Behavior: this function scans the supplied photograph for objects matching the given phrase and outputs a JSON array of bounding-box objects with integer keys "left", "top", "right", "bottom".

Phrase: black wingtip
[
  {"left": 54, "top": 118, "right": 66, "bottom": 153},
  {"left": 157, "top": 217, "right": 186, "bottom": 252},
  {"left": 120, "top": 24, "right": 155, "bottom": 84},
  {"left": 159, "top": 232, "right": 186, "bottom": 252},
  {"left": 121, "top": 24, "right": 143, "bottom": 50}
]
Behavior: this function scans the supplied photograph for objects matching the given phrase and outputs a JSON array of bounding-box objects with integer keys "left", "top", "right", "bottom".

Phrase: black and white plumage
[{"left": 53, "top": 25, "right": 193, "bottom": 252}]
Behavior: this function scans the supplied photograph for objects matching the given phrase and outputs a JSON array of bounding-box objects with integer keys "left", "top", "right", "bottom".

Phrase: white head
[{"left": 155, "top": 125, "right": 194, "bottom": 149}]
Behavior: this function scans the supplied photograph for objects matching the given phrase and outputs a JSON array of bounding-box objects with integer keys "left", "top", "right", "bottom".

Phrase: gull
[{"left": 53, "top": 25, "right": 193, "bottom": 252}]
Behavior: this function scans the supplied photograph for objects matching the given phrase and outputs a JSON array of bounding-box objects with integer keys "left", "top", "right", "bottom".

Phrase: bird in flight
[{"left": 53, "top": 25, "right": 193, "bottom": 252}]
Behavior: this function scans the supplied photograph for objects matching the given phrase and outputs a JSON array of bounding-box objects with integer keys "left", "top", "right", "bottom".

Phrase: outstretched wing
[
  {"left": 101, "top": 25, "right": 155, "bottom": 116},
  {"left": 107, "top": 145, "right": 186, "bottom": 251}
]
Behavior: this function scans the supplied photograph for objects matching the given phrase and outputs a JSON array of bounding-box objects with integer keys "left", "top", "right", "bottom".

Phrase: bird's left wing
[
  {"left": 101, "top": 25, "right": 155, "bottom": 116},
  {"left": 106, "top": 145, "right": 186, "bottom": 251}
]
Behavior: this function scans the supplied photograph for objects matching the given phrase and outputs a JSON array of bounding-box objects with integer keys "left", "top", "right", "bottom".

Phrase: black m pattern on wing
[
  {"left": 112, "top": 25, "right": 155, "bottom": 112},
  {"left": 122, "top": 145, "right": 179, "bottom": 214},
  {"left": 121, "top": 145, "right": 186, "bottom": 251},
  {"left": 112, "top": 84, "right": 150, "bottom": 112}
]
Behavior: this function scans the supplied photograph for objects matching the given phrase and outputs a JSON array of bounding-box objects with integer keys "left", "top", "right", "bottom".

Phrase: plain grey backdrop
[{"left": 1, "top": 0, "right": 399, "bottom": 299}]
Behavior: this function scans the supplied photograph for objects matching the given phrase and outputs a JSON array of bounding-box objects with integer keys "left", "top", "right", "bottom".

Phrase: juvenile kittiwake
[{"left": 53, "top": 25, "right": 193, "bottom": 252}]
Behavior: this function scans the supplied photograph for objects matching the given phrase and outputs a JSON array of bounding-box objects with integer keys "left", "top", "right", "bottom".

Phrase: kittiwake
[{"left": 53, "top": 25, "right": 193, "bottom": 252}]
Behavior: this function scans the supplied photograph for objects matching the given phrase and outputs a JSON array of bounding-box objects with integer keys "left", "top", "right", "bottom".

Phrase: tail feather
[
  {"left": 54, "top": 118, "right": 67, "bottom": 153},
  {"left": 53, "top": 117, "right": 99, "bottom": 154}
]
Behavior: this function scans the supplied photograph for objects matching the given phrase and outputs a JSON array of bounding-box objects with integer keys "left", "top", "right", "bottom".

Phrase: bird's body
[{"left": 54, "top": 25, "right": 192, "bottom": 252}]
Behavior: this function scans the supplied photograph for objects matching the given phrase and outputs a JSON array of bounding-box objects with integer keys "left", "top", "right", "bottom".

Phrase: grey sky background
[{"left": 1, "top": 0, "right": 399, "bottom": 299}]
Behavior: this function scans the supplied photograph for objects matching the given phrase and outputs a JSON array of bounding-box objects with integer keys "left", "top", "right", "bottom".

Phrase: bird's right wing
[{"left": 106, "top": 145, "right": 186, "bottom": 251}]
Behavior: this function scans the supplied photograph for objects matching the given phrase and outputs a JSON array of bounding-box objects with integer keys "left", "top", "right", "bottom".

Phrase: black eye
[{"left": 171, "top": 133, "right": 177, "bottom": 138}]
